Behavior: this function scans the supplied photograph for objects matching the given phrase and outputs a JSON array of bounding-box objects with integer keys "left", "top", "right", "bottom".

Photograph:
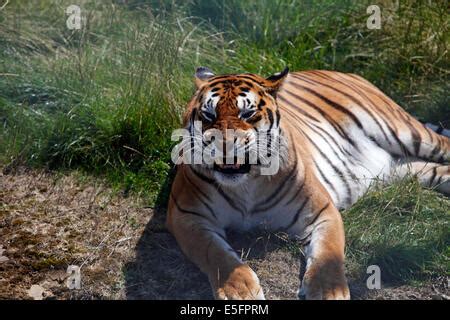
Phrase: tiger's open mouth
[{"left": 213, "top": 163, "right": 251, "bottom": 174}]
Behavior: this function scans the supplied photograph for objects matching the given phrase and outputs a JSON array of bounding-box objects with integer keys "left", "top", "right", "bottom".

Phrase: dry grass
[{"left": 0, "top": 167, "right": 152, "bottom": 299}]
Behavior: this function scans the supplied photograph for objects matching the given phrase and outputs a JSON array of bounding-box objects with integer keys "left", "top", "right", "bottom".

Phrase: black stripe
[
  {"left": 285, "top": 182, "right": 305, "bottom": 206},
  {"left": 364, "top": 113, "right": 414, "bottom": 156},
  {"left": 279, "top": 95, "right": 358, "bottom": 204},
  {"left": 435, "top": 173, "right": 443, "bottom": 186},
  {"left": 184, "top": 171, "right": 218, "bottom": 220},
  {"left": 257, "top": 99, "right": 266, "bottom": 110},
  {"left": 429, "top": 145, "right": 441, "bottom": 160},
  {"left": 421, "top": 123, "right": 434, "bottom": 142},
  {"left": 238, "top": 75, "right": 264, "bottom": 84},
  {"left": 266, "top": 108, "right": 274, "bottom": 130},
  {"left": 170, "top": 193, "right": 212, "bottom": 221},
  {"left": 345, "top": 73, "right": 398, "bottom": 112},
  {"left": 303, "top": 132, "right": 352, "bottom": 206},
  {"left": 213, "top": 187, "right": 245, "bottom": 216},
  {"left": 291, "top": 203, "right": 331, "bottom": 243},
  {"left": 283, "top": 101, "right": 360, "bottom": 185},
  {"left": 340, "top": 74, "right": 413, "bottom": 156},
  {"left": 209, "top": 75, "right": 233, "bottom": 81},
  {"left": 247, "top": 114, "right": 263, "bottom": 124},
  {"left": 328, "top": 72, "right": 414, "bottom": 156},
  {"left": 185, "top": 169, "right": 212, "bottom": 201},
  {"left": 242, "top": 80, "right": 257, "bottom": 88},
  {"left": 203, "top": 75, "right": 261, "bottom": 89},
  {"left": 192, "top": 170, "right": 243, "bottom": 212},
  {"left": 291, "top": 82, "right": 364, "bottom": 129},
  {"left": 308, "top": 119, "right": 355, "bottom": 159},
  {"left": 390, "top": 112, "right": 423, "bottom": 157},
  {"left": 281, "top": 89, "right": 361, "bottom": 152},
  {"left": 429, "top": 167, "right": 438, "bottom": 187},
  {"left": 285, "top": 198, "right": 309, "bottom": 230},
  {"left": 253, "top": 154, "right": 298, "bottom": 213},
  {"left": 309, "top": 203, "right": 330, "bottom": 226},
  {"left": 277, "top": 94, "right": 320, "bottom": 122},
  {"left": 190, "top": 108, "right": 198, "bottom": 125},
  {"left": 205, "top": 238, "right": 213, "bottom": 265},
  {"left": 275, "top": 108, "right": 281, "bottom": 127},
  {"left": 300, "top": 117, "right": 359, "bottom": 183},
  {"left": 207, "top": 78, "right": 242, "bottom": 88},
  {"left": 198, "top": 227, "right": 227, "bottom": 242},
  {"left": 190, "top": 167, "right": 246, "bottom": 216},
  {"left": 283, "top": 101, "right": 358, "bottom": 164},
  {"left": 294, "top": 73, "right": 393, "bottom": 144},
  {"left": 408, "top": 122, "right": 422, "bottom": 156},
  {"left": 315, "top": 165, "right": 340, "bottom": 203}
]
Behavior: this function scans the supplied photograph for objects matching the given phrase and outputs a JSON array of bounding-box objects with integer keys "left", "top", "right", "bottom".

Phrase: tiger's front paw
[
  {"left": 214, "top": 264, "right": 265, "bottom": 300},
  {"left": 299, "top": 260, "right": 350, "bottom": 300}
]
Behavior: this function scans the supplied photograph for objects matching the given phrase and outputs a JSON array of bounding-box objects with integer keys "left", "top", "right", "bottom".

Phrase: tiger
[{"left": 166, "top": 66, "right": 450, "bottom": 300}]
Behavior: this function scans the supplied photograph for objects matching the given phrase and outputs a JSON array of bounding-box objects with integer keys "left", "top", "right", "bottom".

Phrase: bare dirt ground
[{"left": 0, "top": 168, "right": 447, "bottom": 300}]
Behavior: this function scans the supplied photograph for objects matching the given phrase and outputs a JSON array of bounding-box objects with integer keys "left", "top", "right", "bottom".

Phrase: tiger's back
[{"left": 278, "top": 70, "right": 450, "bottom": 209}]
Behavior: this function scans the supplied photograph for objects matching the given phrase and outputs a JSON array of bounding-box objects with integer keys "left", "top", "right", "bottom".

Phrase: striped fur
[{"left": 167, "top": 68, "right": 450, "bottom": 300}]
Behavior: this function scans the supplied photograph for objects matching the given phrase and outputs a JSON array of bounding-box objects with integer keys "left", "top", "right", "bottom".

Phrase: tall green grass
[
  {"left": 1, "top": 0, "right": 449, "bottom": 198},
  {"left": 344, "top": 178, "right": 449, "bottom": 284},
  {"left": 1, "top": 1, "right": 229, "bottom": 199}
]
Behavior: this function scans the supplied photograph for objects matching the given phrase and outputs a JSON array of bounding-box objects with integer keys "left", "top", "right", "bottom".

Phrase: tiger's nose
[{"left": 222, "top": 129, "right": 251, "bottom": 146}]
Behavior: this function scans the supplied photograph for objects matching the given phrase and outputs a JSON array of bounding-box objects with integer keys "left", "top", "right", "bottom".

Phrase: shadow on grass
[{"left": 123, "top": 167, "right": 211, "bottom": 299}]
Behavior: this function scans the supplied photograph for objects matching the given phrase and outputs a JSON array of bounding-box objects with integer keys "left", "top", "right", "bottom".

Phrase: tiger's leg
[
  {"left": 375, "top": 117, "right": 450, "bottom": 163},
  {"left": 166, "top": 209, "right": 265, "bottom": 300},
  {"left": 298, "top": 199, "right": 350, "bottom": 300},
  {"left": 393, "top": 159, "right": 450, "bottom": 195}
]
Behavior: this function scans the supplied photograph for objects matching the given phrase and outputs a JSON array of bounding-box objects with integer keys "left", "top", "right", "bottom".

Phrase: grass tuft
[{"left": 344, "top": 178, "right": 449, "bottom": 284}]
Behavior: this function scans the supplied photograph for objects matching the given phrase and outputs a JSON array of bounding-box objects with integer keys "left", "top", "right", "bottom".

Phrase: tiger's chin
[{"left": 212, "top": 163, "right": 252, "bottom": 187}]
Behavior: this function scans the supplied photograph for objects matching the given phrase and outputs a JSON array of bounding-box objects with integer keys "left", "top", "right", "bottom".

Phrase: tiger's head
[{"left": 180, "top": 67, "right": 290, "bottom": 187}]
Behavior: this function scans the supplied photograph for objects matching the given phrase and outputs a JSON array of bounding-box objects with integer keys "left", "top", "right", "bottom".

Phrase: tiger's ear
[
  {"left": 195, "top": 66, "right": 215, "bottom": 88},
  {"left": 263, "top": 67, "right": 289, "bottom": 95}
]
